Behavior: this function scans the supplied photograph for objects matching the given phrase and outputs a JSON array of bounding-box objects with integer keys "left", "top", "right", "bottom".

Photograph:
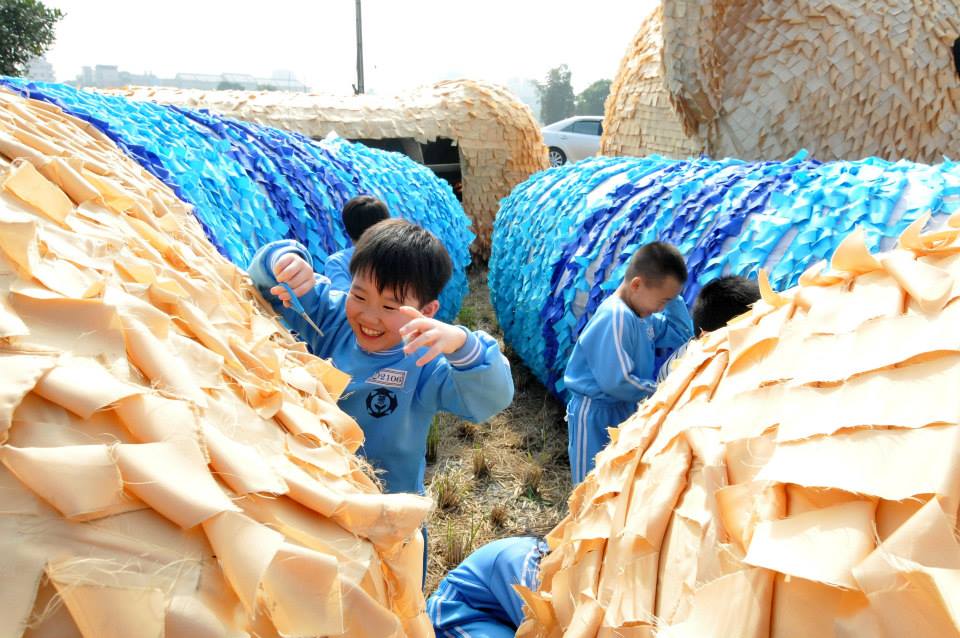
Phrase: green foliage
[
  {"left": 536, "top": 64, "right": 575, "bottom": 125},
  {"left": 217, "top": 80, "right": 245, "bottom": 90},
  {"left": 0, "top": 0, "right": 63, "bottom": 77},
  {"left": 576, "top": 79, "right": 612, "bottom": 116},
  {"left": 456, "top": 304, "right": 478, "bottom": 330}
]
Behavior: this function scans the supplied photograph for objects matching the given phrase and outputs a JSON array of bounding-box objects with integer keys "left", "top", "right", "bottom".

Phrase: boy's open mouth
[{"left": 359, "top": 325, "right": 385, "bottom": 338}]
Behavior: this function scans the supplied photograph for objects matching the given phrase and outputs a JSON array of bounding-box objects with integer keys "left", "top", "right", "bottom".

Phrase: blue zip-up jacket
[
  {"left": 249, "top": 240, "right": 514, "bottom": 495},
  {"left": 323, "top": 246, "right": 354, "bottom": 292},
  {"left": 564, "top": 294, "right": 692, "bottom": 403}
]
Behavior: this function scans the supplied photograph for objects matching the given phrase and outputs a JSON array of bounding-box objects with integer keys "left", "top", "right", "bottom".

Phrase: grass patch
[
  {"left": 472, "top": 446, "right": 492, "bottom": 479},
  {"left": 489, "top": 503, "right": 508, "bottom": 528},
  {"left": 432, "top": 468, "right": 466, "bottom": 511},
  {"left": 456, "top": 304, "right": 479, "bottom": 329},
  {"left": 521, "top": 459, "right": 544, "bottom": 498},
  {"left": 443, "top": 518, "right": 482, "bottom": 569},
  {"left": 426, "top": 416, "right": 441, "bottom": 464}
]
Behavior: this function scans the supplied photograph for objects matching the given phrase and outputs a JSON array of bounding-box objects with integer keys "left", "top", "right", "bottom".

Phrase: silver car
[{"left": 541, "top": 116, "right": 603, "bottom": 167}]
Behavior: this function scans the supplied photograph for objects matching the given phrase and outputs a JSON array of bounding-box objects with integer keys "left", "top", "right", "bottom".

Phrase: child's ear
[
  {"left": 420, "top": 299, "right": 440, "bottom": 318},
  {"left": 629, "top": 275, "right": 644, "bottom": 290}
]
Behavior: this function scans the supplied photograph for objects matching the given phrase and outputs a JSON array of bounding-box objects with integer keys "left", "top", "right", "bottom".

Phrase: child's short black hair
[
  {"left": 624, "top": 241, "right": 688, "bottom": 285},
  {"left": 342, "top": 195, "right": 390, "bottom": 242},
  {"left": 692, "top": 275, "right": 760, "bottom": 333},
  {"left": 350, "top": 219, "right": 452, "bottom": 305}
]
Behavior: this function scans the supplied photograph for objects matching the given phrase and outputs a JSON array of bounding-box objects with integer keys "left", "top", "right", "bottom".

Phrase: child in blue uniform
[
  {"left": 656, "top": 275, "right": 761, "bottom": 383},
  {"left": 564, "top": 242, "right": 693, "bottom": 484},
  {"left": 428, "top": 536, "right": 548, "bottom": 638},
  {"left": 323, "top": 195, "right": 390, "bottom": 291},
  {"left": 248, "top": 218, "right": 514, "bottom": 496}
]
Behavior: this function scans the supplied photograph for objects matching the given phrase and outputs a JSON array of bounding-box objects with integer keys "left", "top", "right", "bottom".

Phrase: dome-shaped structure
[
  {"left": 111, "top": 80, "right": 550, "bottom": 259},
  {"left": 602, "top": 1, "right": 960, "bottom": 163},
  {"left": 0, "top": 88, "right": 431, "bottom": 638},
  {"left": 489, "top": 154, "right": 960, "bottom": 393},
  {"left": 0, "top": 78, "right": 473, "bottom": 322},
  {"left": 517, "top": 221, "right": 960, "bottom": 636}
]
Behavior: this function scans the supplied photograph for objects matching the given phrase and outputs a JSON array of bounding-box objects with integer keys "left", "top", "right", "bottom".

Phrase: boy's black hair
[
  {"left": 349, "top": 218, "right": 452, "bottom": 305},
  {"left": 342, "top": 195, "right": 390, "bottom": 242},
  {"left": 624, "top": 241, "right": 688, "bottom": 285},
  {"left": 692, "top": 275, "right": 761, "bottom": 334}
]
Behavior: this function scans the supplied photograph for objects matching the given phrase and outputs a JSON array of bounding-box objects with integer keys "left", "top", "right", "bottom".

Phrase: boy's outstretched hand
[
  {"left": 270, "top": 253, "right": 314, "bottom": 307},
  {"left": 398, "top": 306, "right": 467, "bottom": 367}
]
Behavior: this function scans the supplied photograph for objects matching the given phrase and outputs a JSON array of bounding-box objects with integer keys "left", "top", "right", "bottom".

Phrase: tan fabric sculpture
[
  {"left": 517, "top": 220, "right": 960, "bottom": 637},
  {"left": 602, "top": 1, "right": 960, "bottom": 163},
  {"left": 111, "top": 81, "right": 549, "bottom": 259},
  {"left": 0, "top": 89, "right": 432, "bottom": 638}
]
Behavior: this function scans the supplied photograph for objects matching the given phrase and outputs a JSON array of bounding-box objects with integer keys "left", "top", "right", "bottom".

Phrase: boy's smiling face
[{"left": 345, "top": 271, "right": 438, "bottom": 351}]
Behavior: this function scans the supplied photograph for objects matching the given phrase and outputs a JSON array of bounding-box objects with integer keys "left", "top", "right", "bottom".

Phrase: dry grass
[
  {"left": 489, "top": 503, "right": 509, "bottom": 528},
  {"left": 426, "top": 417, "right": 441, "bottom": 464},
  {"left": 472, "top": 446, "right": 493, "bottom": 479},
  {"left": 520, "top": 458, "right": 545, "bottom": 498},
  {"left": 431, "top": 467, "right": 467, "bottom": 512},
  {"left": 442, "top": 517, "right": 483, "bottom": 570},
  {"left": 424, "top": 267, "right": 571, "bottom": 593}
]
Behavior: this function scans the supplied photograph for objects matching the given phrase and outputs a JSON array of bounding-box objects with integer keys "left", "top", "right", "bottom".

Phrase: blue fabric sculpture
[
  {"left": 490, "top": 153, "right": 960, "bottom": 394},
  {"left": 0, "top": 78, "right": 473, "bottom": 321}
]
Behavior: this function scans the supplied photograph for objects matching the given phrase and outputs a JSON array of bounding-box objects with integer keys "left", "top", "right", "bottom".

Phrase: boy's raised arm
[
  {"left": 424, "top": 327, "right": 515, "bottom": 422},
  {"left": 248, "top": 240, "right": 339, "bottom": 349},
  {"left": 648, "top": 295, "right": 694, "bottom": 351}
]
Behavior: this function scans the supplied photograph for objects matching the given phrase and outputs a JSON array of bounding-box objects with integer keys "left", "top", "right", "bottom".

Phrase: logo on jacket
[
  {"left": 366, "top": 368, "right": 407, "bottom": 389},
  {"left": 366, "top": 387, "right": 399, "bottom": 418},
  {"left": 646, "top": 322, "right": 655, "bottom": 340}
]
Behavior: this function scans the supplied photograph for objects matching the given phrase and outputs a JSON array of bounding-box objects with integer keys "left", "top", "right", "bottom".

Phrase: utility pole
[{"left": 354, "top": 0, "right": 365, "bottom": 94}]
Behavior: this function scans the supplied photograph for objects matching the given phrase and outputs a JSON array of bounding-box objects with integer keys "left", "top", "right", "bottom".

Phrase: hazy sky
[{"left": 42, "top": 0, "right": 658, "bottom": 94}]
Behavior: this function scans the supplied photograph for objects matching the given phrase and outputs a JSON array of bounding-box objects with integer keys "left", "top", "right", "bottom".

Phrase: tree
[
  {"left": 576, "top": 79, "right": 612, "bottom": 116},
  {"left": 217, "top": 81, "right": 245, "bottom": 90},
  {"left": 536, "top": 65, "right": 575, "bottom": 125},
  {"left": 0, "top": 0, "right": 63, "bottom": 77}
]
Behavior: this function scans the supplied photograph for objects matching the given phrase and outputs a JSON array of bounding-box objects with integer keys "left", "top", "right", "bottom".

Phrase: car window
[
  {"left": 562, "top": 122, "right": 579, "bottom": 133},
  {"left": 571, "top": 120, "right": 602, "bottom": 136}
]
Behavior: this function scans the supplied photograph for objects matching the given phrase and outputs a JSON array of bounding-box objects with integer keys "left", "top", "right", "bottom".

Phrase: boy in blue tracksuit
[
  {"left": 323, "top": 194, "right": 390, "bottom": 292},
  {"left": 248, "top": 218, "right": 514, "bottom": 497},
  {"left": 428, "top": 536, "right": 548, "bottom": 638},
  {"left": 564, "top": 241, "right": 693, "bottom": 484}
]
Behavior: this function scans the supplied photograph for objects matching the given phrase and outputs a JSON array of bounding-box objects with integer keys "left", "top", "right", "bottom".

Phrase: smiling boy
[
  {"left": 563, "top": 241, "right": 693, "bottom": 484},
  {"left": 248, "top": 219, "right": 514, "bottom": 496}
]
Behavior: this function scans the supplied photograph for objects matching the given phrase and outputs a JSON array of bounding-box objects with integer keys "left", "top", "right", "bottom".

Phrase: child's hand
[
  {"left": 270, "top": 253, "right": 314, "bottom": 307},
  {"left": 398, "top": 306, "right": 467, "bottom": 367}
]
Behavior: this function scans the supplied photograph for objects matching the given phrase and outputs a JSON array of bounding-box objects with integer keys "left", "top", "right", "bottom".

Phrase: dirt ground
[{"left": 423, "top": 267, "right": 573, "bottom": 593}]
